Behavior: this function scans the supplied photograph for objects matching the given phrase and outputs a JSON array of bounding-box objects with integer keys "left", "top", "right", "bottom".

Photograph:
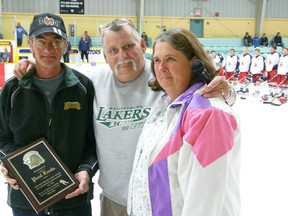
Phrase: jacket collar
[
  {"left": 169, "top": 82, "right": 204, "bottom": 108},
  {"left": 19, "top": 63, "right": 79, "bottom": 89}
]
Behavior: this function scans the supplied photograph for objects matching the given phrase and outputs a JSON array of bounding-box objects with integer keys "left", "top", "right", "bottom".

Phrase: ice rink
[{"left": 1, "top": 80, "right": 288, "bottom": 215}]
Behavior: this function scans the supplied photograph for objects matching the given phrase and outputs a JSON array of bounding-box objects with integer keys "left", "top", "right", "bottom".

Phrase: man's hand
[
  {"left": 14, "top": 59, "right": 35, "bottom": 80},
  {"left": 65, "top": 171, "right": 90, "bottom": 199},
  {"left": 199, "top": 76, "right": 229, "bottom": 98},
  {"left": 199, "top": 76, "right": 236, "bottom": 106},
  {"left": 0, "top": 163, "right": 19, "bottom": 190}
]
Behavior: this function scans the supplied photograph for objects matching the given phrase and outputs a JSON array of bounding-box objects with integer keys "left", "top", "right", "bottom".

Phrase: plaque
[{"left": 1, "top": 138, "right": 79, "bottom": 213}]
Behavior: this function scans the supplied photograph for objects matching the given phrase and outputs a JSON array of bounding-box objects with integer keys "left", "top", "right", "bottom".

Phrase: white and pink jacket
[{"left": 128, "top": 82, "right": 241, "bottom": 216}]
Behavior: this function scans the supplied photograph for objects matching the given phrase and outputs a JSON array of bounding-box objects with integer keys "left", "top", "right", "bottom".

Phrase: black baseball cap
[{"left": 29, "top": 13, "right": 67, "bottom": 38}]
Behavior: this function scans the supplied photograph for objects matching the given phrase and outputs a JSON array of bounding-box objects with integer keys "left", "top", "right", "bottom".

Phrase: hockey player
[
  {"left": 238, "top": 48, "right": 252, "bottom": 93},
  {"left": 276, "top": 47, "right": 288, "bottom": 97},
  {"left": 211, "top": 50, "right": 225, "bottom": 76},
  {"left": 225, "top": 48, "right": 239, "bottom": 83},
  {"left": 250, "top": 49, "right": 265, "bottom": 95},
  {"left": 265, "top": 45, "right": 281, "bottom": 95}
]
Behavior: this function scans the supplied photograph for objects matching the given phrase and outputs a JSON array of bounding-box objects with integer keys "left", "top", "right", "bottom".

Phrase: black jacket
[
  {"left": 260, "top": 36, "right": 268, "bottom": 46},
  {"left": 274, "top": 35, "right": 282, "bottom": 44},
  {"left": 0, "top": 63, "right": 97, "bottom": 212}
]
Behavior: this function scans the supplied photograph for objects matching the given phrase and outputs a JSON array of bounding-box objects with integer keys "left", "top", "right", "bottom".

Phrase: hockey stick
[
  {"left": 236, "top": 74, "right": 255, "bottom": 99},
  {"left": 263, "top": 75, "right": 288, "bottom": 104},
  {"left": 257, "top": 73, "right": 278, "bottom": 90},
  {"left": 238, "top": 74, "right": 254, "bottom": 90},
  {"left": 270, "top": 74, "right": 288, "bottom": 106},
  {"left": 270, "top": 84, "right": 287, "bottom": 106},
  {"left": 224, "top": 71, "right": 238, "bottom": 85},
  {"left": 250, "top": 73, "right": 279, "bottom": 102}
]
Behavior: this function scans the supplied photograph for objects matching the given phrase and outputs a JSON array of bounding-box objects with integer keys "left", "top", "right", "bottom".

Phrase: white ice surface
[{"left": 1, "top": 94, "right": 288, "bottom": 216}]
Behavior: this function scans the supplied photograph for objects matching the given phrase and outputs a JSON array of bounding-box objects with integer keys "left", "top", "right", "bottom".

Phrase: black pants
[
  {"left": 17, "top": 38, "right": 23, "bottom": 46},
  {"left": 80, "top": 51, "right": 89, "bottom": 62},
  {"left": 12, "top": 202, "right": 92, "bottom": 216},
  {"left": 63, "top": 53, "right": 70, "bottom": 63}
]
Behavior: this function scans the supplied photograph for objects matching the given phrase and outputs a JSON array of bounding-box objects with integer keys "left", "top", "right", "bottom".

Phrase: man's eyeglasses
[
  {"left": 33, "top": 38, "right": 65, "bottom": 49},
  {"left": 99, "top": 19, "right": 138, "bottom": 36}
]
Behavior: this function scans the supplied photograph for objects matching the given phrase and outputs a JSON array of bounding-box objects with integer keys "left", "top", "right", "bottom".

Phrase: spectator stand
[{"left": 200, "top": 38, "right": 288, "bottom": 58}]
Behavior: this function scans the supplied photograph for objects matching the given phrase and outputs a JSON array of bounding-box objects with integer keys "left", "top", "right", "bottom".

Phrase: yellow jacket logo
[{"left": 64, "top": 102, "right": 81, "bottom": 110}]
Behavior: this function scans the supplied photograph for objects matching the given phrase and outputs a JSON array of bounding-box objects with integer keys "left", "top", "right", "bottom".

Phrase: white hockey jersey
[
  {"left": 239, "top": 53, "right": 252, "bottom": 72},
  {"left": 213, "top": 53, "right": 225, "bottom": 70},
  {"left": 277, "top": 54, "right": 288, "bottom": 75},
  {"left": 225, "top": 55, "right": 239, "bottom": 72},
  {"left": 250, "top": 55, "right": 265, "bottom": 74},
  {"left": 265, "top": 52, "right": 280, "bottom": 71}
]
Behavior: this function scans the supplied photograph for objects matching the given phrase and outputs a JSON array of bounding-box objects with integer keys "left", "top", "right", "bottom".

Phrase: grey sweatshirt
[{"left": 89, "top": 60, "right": 161, "bottom": 205}]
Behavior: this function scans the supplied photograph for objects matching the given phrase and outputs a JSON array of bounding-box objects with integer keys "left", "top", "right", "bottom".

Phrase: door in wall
[{"left": 190, "top": 19, "right": 204, "bottom": 38}]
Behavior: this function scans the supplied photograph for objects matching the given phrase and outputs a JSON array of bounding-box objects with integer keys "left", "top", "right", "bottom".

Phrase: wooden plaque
[{"left": 1, "top": 138, "right": 79, "bottom": 213}]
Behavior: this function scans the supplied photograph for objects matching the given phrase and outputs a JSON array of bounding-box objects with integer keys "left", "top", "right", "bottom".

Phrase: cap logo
[
  {"left": 38, "top": 16, "right": 61, "bottom": 28},
  {"left": 30, "top": 13, "right": 66, "bottom": 38}
]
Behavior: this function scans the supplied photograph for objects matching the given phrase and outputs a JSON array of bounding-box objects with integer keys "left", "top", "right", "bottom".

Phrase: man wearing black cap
[{"left": 0, "top": 13, "right": 97, "bottom": 216}]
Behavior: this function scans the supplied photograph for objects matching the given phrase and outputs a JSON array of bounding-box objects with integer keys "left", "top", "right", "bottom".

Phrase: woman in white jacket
[{"left": 127, "top": 28, "right": 241, "bottom": 216}]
